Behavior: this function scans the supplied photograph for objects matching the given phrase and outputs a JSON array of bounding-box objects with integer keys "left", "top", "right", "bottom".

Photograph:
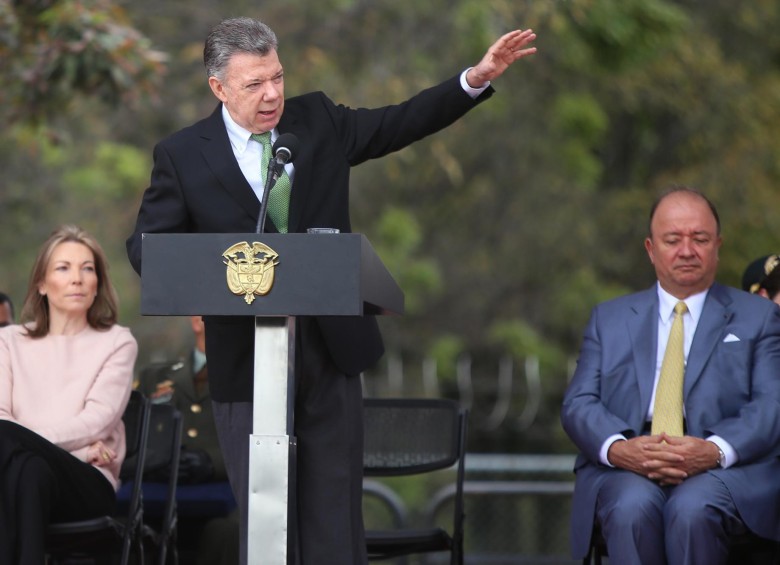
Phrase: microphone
[
  {"left": 270, "top": 133, "right": 300, "bottom": 175},
  {"left": 256, "top": 133, "right": 300, "bottom": 234}
]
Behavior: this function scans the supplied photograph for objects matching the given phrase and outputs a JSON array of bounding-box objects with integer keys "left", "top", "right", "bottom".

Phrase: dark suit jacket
[
  {"left": 127, "top": 74, "right": 493, "bottom": 402},
  {"left": 561, "top": 282, "right": 780, "bottom": 558}
]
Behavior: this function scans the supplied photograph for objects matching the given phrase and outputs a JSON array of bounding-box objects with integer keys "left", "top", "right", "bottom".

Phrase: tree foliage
[
  {"left": 2, "top": 0, "right": 780, "bottom": 452},
  {"left": 0, "top": 0, "right": 165, "bottom": 127}
]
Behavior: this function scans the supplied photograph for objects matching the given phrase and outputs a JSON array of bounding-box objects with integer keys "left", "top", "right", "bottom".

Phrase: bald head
[{"left": 644, "top": 189, "right": 722, "bottom": 299}]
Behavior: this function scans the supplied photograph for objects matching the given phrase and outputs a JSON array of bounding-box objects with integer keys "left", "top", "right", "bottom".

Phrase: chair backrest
[
  {"left": 362, "top": 398, "right": 469, "bottom": 564},
  {"left": 145, "top": 403, "right": 183, "bottom": 565},
  {"left": 121, "top": 389, "right": 149, "bottom": 480},
  {"left": 363, "top": 398, "right": 463, "bottom": 477},
  {"left": 122, "top": 390, "right": 151, "bottom": 548},
  {"left": 144, "top": 403, "right": 182, "bottom": 475},
  {"left": 119, "top": 390, "right": 150, "bottom": 528}
]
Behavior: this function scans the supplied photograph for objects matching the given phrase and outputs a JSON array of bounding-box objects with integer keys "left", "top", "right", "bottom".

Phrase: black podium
[{"left": 140, "top": 233, "right": 403, "bottom": 565}]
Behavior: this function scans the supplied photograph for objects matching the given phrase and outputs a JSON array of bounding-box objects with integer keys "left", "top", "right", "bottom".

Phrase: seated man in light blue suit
[{"left": 562, "top": 187, "right": 780, "bottom": 565}]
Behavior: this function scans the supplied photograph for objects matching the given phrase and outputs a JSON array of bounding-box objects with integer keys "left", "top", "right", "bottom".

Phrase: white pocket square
[{"left": 723, "top": 333, "right": 740, "bottom": 343}]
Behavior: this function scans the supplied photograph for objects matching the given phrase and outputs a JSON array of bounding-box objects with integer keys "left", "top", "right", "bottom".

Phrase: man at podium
[{"left": 126, "top": 16, "right": 537, "bottom": 565}]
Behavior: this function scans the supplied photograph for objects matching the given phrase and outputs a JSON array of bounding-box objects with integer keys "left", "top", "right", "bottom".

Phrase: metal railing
[{"left": 365, "top": 354, "right": 556, "bottom": 434}]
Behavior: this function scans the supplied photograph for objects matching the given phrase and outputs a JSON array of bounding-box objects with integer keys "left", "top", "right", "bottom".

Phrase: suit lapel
[
  {"left": 628, "top": 287, "right": 659, "bottom": 420},
  {"left": 196, "top": 104, "right": 316, "bottom": 233},
  {"left": 198, "top": 105, "right": 262, "bottom": 221},
  {"left": 684, "top": 283, "right": 731, "bottom": 397}
]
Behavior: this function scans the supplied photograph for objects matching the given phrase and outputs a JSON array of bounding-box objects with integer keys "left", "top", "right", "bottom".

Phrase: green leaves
[
  {"left": 2, "top": 0, "right": 166, "bottom": 126},
  {"left": 564, "top": 0, "right": 688, "bottom": 72},
  {"left": 372, "top": 207, "right": 443, "bottom": 314},
  {"left": 2, "top": 1, "right": 780, "bottom": 451}
]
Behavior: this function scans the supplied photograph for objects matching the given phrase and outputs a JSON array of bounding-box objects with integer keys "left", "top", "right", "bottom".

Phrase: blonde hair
[{"left": 21, "top": 225, "right": 119, "bottom": 337}]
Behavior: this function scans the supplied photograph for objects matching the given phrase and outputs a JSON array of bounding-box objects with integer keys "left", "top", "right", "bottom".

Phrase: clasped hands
[
  {"left": 607, "top": 434, "right": 720, "bottom": 486},
  {"left": 86, "top": 440, "right": 117, "bottom": 467}
]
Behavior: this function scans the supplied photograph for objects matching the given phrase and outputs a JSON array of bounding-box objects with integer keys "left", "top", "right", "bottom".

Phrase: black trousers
[{"left": 0, "top": 420, "right": 116, "bottom": 565}]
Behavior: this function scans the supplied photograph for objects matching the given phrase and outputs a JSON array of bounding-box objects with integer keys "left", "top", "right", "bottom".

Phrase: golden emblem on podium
[{"left": 222, "top": 241, "right": 280, "bottom": 304}]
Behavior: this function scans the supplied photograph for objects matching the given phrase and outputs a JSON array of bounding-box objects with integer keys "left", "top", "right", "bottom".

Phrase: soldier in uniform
[
  {"left": 742, "top": 254, "right": 780, "bottom": 305},
  {"left": 136, "top": 316, "right": 238, "bottom": 565}
]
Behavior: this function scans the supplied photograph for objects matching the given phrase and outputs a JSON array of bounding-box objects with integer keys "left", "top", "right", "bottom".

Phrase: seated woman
[{"left": 0, "top": 224, "right": 138, "bottom": 563}]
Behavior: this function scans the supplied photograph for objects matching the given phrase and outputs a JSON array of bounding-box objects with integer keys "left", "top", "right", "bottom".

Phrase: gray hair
[{"left": 203, "top": 17, "right": 278, "bottom": 81}]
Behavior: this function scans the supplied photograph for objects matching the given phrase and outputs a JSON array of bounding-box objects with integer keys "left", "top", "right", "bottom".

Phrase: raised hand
[{"left": 466, "top": 28, "right": 537, "bottom": 87}]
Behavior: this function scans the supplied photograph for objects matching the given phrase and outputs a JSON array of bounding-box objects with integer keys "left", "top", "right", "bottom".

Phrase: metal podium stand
[{"left": 140, "top": 233, "right": 403, "bottom": 565}]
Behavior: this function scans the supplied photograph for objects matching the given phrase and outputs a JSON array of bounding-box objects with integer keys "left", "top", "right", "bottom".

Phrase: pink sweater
[{"left": 0, "top": 323, "right": 138, "bottom": 490}]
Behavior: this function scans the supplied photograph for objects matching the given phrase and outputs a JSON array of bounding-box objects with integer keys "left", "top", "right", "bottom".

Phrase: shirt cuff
[
  {"left": 707, "top": 435, "right": 737, "bottom": 469},
  {"left": 460, "top": 68, "right": 490, "bottom": 99},
  {"left": 600, "top": 434, "right": 627, "bottom": 467}
]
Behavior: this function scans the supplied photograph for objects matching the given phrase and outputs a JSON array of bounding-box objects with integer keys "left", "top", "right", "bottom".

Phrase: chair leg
[
  {"left": 451, "top": 538, "right": 463, "bottom": 565},
  {"left": 583, "top": 544, "right": 603, "bottom": 565},
  {"left": 121, "top": 537, "right": 145, "bottom": 565}
]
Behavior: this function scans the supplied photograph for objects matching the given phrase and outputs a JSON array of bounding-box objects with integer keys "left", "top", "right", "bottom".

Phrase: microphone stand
[{"left": 256, "top": 158, "right": 282, "bottom": 234}]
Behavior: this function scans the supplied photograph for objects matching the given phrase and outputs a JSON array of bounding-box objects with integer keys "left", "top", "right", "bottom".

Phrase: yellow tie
[
  {"left": 651, "top": 301, "right": 688, "bottom": 436},
  {"left": 250, "top": 132, "right": 292, "bottom": 233}
]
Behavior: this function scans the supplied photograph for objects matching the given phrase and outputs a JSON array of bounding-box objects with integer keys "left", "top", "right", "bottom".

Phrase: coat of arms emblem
[{"left": 222, "top": 241, "right": 280, "bottom": 304}]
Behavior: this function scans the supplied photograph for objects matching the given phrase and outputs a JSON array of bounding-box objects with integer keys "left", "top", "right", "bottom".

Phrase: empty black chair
[
  {"left": 363, "top": 397, "right": 468, "bottom": 565},
  {"left": 117, "top": 406, "right": 237, "bottom": 565},
  {"left": 139, "top": 403, "right": 184, "bottom": 565}
]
